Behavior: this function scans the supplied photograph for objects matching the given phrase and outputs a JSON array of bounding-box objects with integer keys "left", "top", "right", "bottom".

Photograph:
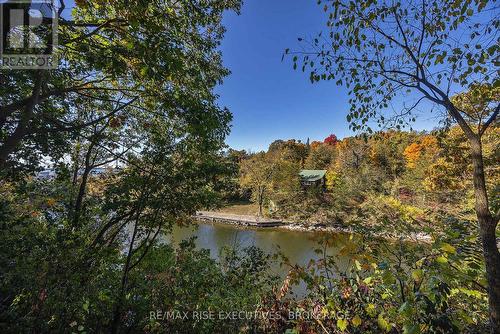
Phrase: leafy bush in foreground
[{"left": 261, "top": 223, "right": 488, "bottom": 334}]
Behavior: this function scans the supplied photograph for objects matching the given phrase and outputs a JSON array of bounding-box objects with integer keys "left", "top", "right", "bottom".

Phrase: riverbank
[
  {"left": 194, "top": 211, "right": 433, "bottom": 243},
  {"left": 196, "top": 211, "right": 283, "bottom": 227}
]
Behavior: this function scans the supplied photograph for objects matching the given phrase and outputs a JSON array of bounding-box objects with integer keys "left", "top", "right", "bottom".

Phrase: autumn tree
[
  {"left": 368, "top": 131, "right": 414, "bottom": 178},
  {"left": 268, "top": 157, "right": 301, "bottom": 213},
  {"left": 324, "top": 134, "right": 338, "bottom": 145},
  {"left": 331, "top": 136, "right": 388, "bottom": 199},
  {"left": 268, "top": 139, "right": 308, "bottom": 165},
  {"left": 290, "top": 1, "right": 500, "bottom": 329},
  {"left": 423, "top": 157, "right": 462, "bottom": 194},
  {"left": 335, "top": 137, "right": 369, "bottom": 172},
  {"left": 403, "top": 135, "right": 439, "bottom": 169},
  {"left": 425, "top": 125, "right": 499, "bottom": 205},
  {"left": 310, "top": 140, "right": 322, "bottom": 149},
  {"left": 0, "top": 1, "right": 241, "bottom": 332},
  {"left": 304, "top": 143, "right": 336, "bottom": 169},
  {"left": 0, "top": 0, "right": 240, "bottom": 172},
  {"left": 239, "top": 152, "right": 276, "bottom": 216},
  {"left": 397, "top": 134, "right": 440, "bottom": 201}
]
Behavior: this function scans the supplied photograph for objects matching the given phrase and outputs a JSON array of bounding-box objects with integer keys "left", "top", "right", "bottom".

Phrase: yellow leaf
[
  {"left": 354, "top": 260, "right": 362, "bottom": 271},
  {"left": 337, "top": 318, "right": 348, "bottom": 331},
  {"left": 441, "top": 243, "right": 456, "bottom": 254},
  {"left": 377, "top": 314, "right": 391, "bottom": 332},
  {"left": 411, "top": 269, "right": 423, "bottom": 282},
  {"left": 365, "top": 303, "right": 376, "bottom": 317},
  {"left": 436, "top": 256, "right": 448, "bottom": 264},
  {"left": 352, "top": 314, "right": 362, "bottom": 327}
]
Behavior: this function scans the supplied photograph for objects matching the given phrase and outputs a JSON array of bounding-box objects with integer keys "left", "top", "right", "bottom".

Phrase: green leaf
[
  {"left": 327, "top": 298, "right": 335, "bottom": 310},
  {"left": 377, "top": 314, "right": 391, "bottom": 332},
  {"left": 83, "top": 300, "right": 89, "bottom": 313},
  {"left": 382, "top": 270, "right": 395, "bottom": 284},
  {"left": 365, "top": 303, "right": 376, "bottom": 317},
  {"left": 441, "top": 243, "right": 456, "bottom": 254},
  {"left": 411, "top": 269, "right": 423, "bottom": 282},
  {"left": 337, "top": 318, "right": 348, "bottom": 331},
  {"left": 398, "top": 301, "right": 412, "bottom": 317},
  {"left": 459, "top": 288, "right": 484, "bottom": 298},
  {"left": 403, "top": 324, "right": 421, "bottom": 334},
  {"left": 436, "top": 256, "right": 448, "bottom": 264}
]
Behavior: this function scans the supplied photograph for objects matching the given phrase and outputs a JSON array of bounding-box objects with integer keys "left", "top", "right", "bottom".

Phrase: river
[{"left": 166, "top": 222, "right": 355, "bottom": 295}]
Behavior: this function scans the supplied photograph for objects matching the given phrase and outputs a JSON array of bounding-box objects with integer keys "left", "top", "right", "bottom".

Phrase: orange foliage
[
  {"left": 403, "top": 143, "right": 422, "bottom": 168},
  {"left": 310, "top": 141, "right": 322, "bottom": 149},
  {"left": 403, "top": 135, "right": 439, "bottom": 168},
  {"left": 336, "top": 138, "right": 352, "bottom": 150},
  {"left": 420, "top": 135, "right": 439, "bottom": 156}
]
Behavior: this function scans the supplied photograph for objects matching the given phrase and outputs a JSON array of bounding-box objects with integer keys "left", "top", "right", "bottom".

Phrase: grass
[{"left": 217, "top": 201, "right": 260, "bottom": 216}]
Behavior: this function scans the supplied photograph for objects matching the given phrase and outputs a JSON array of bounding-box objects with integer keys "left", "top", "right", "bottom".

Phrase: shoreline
[{"left": 194, "top": 212, "right": 433, "bottom": 243}]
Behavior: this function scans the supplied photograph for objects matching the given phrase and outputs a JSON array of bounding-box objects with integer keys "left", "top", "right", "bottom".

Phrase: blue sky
[
  {"left": 32, "top": 0, "right": 440, "bottom": 152},
  {"left": 216, "top": 0, "right": 436, "bottom": 152}
]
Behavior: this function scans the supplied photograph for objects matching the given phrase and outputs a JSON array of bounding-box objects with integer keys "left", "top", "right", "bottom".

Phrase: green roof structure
[{"left": 299, "top": 169, "right": 327, "bottom": 182}]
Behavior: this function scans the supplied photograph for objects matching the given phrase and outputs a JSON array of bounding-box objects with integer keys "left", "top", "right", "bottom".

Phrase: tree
[
  {"left": 0, "top": 0, "right": 241, "bottom": 172},
  {"left": 268, "top": 139, "right": 308, "bottom": 165},
  {"left": 324, "top": 134, "right": 338, "bottom": 145},
  {"left": 403, "top": 135, "right": 439, "bottom": 170},
  {"left": 268, "top": 139, "right": 286, "bottom": 152},
  {"left": 0, "top": 1, "right": 241, "bottom": 332},
  {"left": 304, "top": 143, "right": 336, "bottom": 169},
  {"left": 216, "top": 149, "right": 250, "bottom": 203},
  {"left": 289, "top": 1, "right": 499, "bottom": 330},
  {"left": 335, "top": 137, "right": 369, "bottom": 172},
  {"left": 268, "top": 158, "right": 301, "bottom": 213},
  {"left": 310, "top": 140, "right": 322, "bottom": 149},
  {"left": 368, "top": 131, "right": 413, "bottom": 178},
  {"left": 239, "top": 153, "right": 276, "bottom": 216}
]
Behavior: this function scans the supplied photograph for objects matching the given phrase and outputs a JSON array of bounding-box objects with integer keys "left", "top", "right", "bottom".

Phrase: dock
[{"left": 195, "top": 211, "right": 283, "bottom": 227}]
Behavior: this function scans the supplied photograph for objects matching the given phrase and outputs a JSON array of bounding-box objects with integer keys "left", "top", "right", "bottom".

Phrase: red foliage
[{"left": 324, "top": 134, "right": 338, "bottom": 146}]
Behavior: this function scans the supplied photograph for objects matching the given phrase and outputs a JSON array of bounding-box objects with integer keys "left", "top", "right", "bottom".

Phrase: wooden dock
[{"left": 195, "top": 211, "right": 283, "bottom": 227}]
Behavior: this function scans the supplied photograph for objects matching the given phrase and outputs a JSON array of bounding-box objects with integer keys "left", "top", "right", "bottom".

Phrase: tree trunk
[
  {"left": 0, "top": 72, "right": 43, "bottom": 170},
  {"left": 73, "top": 168, "right": 90, "bottom": 225},
  {"left": 72, "top": 142, "right": 96, "bottom": 226},
  {"left": 110, "top": 217, "right": 139, "bottom": 334},
  {"left": 258, "top": 197, "right": 263, "bottom": 217},
  {"left": 258, "top": 187, "right": 264, "bottom": 217},
  {"left": 470, "top": 137, "right": 500, "bottom": 334}
]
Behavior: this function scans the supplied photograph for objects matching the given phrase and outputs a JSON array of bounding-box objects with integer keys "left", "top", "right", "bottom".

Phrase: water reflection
[{"left": 166, "top": 222, "right": 353, "bottom": 281}]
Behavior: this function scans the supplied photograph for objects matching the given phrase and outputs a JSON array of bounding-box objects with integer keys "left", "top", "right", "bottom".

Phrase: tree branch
[{"left": 480, "top": 103, "right": 499, "bottom": 136}]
